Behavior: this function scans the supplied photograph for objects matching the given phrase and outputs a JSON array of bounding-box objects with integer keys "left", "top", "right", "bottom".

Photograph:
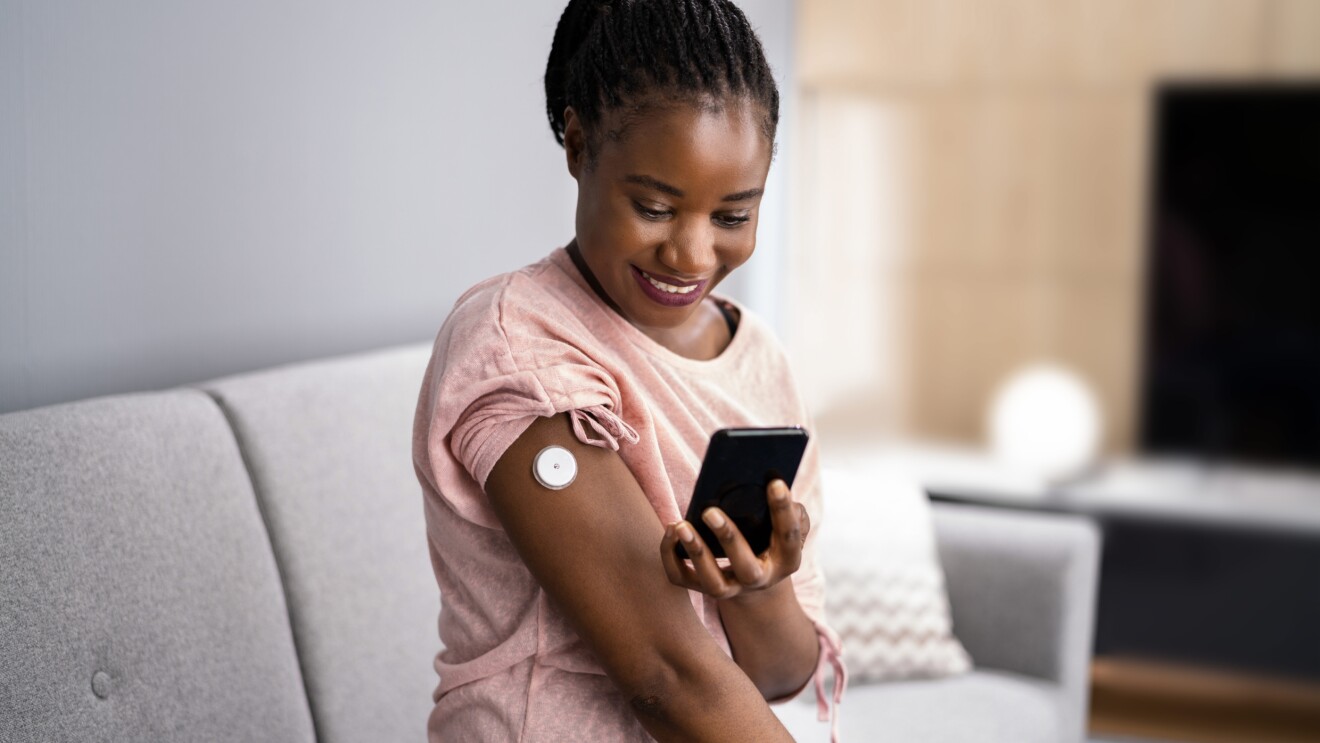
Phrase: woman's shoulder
[
  {"left": 447, "top": 254, "right": 557, "bottom": 320},
  {"left": 438, "top": 250, "right": 611, "bottom": 370},
  {"left": 445, "top": 250, "right": 553, "bottom": 315}
]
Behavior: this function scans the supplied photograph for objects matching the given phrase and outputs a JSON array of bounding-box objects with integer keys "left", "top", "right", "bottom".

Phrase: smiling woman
[
  {"left": 565, "top": 100, "right": 770, "bottom": 359},
  {"left": 412, "top": 2, "right": 846, "bottom": 742}
]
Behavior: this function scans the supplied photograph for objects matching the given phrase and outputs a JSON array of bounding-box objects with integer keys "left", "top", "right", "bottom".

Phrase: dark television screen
[{"left": 1139, "top": 84, "right": 1320, "bottom": 468}]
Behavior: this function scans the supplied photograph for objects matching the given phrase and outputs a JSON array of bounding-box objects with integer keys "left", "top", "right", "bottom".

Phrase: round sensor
[{"left": 532, "top": 445, "right": 577, "bottom": 490}]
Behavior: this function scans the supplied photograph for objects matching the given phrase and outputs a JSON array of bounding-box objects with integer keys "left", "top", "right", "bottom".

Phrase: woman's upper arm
[
  {"left": 483, "top": 413, "right": 793, "bottom": 742},
  {"left": 484, "top": 412, "right": 712, "bottom": 690}
]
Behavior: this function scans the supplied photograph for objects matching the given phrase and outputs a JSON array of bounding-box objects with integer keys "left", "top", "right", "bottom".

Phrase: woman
[{"left": 413, "top": 1, "right": 845, "bottom": 740}]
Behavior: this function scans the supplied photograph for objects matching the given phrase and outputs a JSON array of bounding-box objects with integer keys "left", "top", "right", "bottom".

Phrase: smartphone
[{"left": 677, "top": 427, "right": 809, "bottom": 560}]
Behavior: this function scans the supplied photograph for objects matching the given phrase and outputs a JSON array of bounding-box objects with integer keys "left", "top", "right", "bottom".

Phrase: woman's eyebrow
[
  {"left": 721, "top": 187, "right": 763, "bottom": 202},
  {"left": 623, "top": 174, "right": 763, "bottom": 202},
  {"left": 624, "top": 174, "right": 684, "bottom": 197}
]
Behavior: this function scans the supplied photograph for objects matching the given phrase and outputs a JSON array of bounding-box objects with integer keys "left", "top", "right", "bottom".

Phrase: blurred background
[
  {"left": 2, "top": 1, "right": 1318, "bottom": 741},
  {"left": 789, "top": 2, "right": 1320, "bottom": 742},
  {"left": 789, "top": 0, "right": 1320, "bottom": 458}
]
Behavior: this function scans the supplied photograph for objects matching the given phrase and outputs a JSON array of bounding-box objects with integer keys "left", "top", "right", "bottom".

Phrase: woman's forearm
[
  {"left": 617, "top": 645, "right": 796, "bottom": 743},
  {"left": 717, "top": 580, "right": 819, "bottom": 700}
]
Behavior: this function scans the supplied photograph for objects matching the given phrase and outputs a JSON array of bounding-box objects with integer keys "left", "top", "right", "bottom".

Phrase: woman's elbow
[{"left": 608, "top": 642, "right": 732, "bottom": 727}]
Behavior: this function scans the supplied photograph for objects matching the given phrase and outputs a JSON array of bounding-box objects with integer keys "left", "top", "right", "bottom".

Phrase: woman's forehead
[{"left": 597, "top": 102, "right": 772, "bottom": 193}]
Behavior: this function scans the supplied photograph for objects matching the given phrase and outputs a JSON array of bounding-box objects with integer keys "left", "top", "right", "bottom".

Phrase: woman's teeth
[{"left": 642, "top": 271, "right": 697, "bottom": 294}]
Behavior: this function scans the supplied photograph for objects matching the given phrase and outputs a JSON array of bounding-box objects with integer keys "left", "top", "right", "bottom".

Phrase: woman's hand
[{"left": 659, "top": 479, "right": 811, "bottom": 600}]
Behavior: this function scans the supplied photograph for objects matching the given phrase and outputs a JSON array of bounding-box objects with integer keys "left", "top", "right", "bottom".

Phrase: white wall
[
  {"left": 0, "top": 0, "right": 793, "bottom": 415},
  {"left": 720, "top": 0, "right": 796, "bottom": 335}
]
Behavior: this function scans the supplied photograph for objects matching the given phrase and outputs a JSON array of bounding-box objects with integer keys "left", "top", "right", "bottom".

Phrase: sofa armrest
[{"left": 931, "top": 501, "right": 1101, "bottom": 741}]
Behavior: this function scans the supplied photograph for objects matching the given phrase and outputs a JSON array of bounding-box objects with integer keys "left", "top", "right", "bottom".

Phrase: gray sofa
[
  {"left": 0, "top": 342, "right": 1099, "bottom": 742},
  {"left": 772, "top": 506, "right": 1101, "bottom": 742}
]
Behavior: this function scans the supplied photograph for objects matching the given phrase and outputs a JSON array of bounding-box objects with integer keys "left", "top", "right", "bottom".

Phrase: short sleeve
[
  {"left": 419, "top": 276, "right": 639, "bottom": 528},
  {"left": 448, "top": 362, "right": 639, "bottom": 489}
]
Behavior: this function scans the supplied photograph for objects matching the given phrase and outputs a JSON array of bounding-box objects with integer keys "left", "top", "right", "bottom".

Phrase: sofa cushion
[
  {"left": 0, "top": 391, "right": 315, "bottom": 743},
  {"left": 818, "top": 461, "right": 972, "bottom": 682},
  {"left": 202, "top": 342, "right": 440, "bottom": 743},
  {"left": 773, "top": 669, "right": 1062, "bottom": 742}
]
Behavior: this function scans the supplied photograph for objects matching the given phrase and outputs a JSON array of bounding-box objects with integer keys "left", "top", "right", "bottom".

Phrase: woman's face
[{"left": 564, "top": 99, "right": 773, "bottom": 336}]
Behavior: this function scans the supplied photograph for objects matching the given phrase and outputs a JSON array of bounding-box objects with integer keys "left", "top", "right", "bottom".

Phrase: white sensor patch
[{"left": 532, "top": 445, "right": 577, "bottom": 490}]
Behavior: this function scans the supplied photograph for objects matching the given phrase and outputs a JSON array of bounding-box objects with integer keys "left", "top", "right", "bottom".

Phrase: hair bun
[
  {"left": 545, "top": 0, "right": 607, "bottom": 146},
  {"left": 543, "top": 0, "right": 779, "bottom": 152}
]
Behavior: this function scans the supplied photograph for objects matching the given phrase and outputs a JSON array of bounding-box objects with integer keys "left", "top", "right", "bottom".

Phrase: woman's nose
[{"left": 659, "top": 220, "right": 718, "bottom": 278}]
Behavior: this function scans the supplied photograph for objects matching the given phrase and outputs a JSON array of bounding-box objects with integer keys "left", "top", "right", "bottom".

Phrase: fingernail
[
  {"left": 772, "top": 480, "right": 789, "bottom": 501},
  {"left": 678, "top": 523, "right": 696, "bottom": 543},
  {"left": 702, "top": 509, "right": 726, "bottom": 529}
]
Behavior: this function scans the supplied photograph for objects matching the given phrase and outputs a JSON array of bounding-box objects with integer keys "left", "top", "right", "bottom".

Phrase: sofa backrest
[
  {"left": 202, "top": 343, "right": 440, "bottom": 743},
  {"left": 0, "top": 391, "right": 316, "bottom": 742}
]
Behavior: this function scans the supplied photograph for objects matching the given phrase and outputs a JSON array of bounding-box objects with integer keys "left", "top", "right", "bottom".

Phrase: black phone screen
[{"left": 678, "top": 427, "right": 809, "bottom": 559}]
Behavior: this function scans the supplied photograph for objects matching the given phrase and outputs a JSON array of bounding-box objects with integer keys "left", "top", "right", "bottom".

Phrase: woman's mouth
[{"left": 631, "top": 266, "right": 707, "bottom": 307}]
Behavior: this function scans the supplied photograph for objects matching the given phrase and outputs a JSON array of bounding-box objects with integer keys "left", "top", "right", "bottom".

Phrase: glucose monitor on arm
[{"left": 532, "top": 445, "right": 577, "bottom": 490}]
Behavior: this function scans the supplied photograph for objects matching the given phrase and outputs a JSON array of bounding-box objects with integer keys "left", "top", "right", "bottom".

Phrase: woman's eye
[
  {"left": 632, "top": 202, "right": 671, "bottom": 220},
  {"left": 715, "top": 214, "right": 751, "bottom": 228}
]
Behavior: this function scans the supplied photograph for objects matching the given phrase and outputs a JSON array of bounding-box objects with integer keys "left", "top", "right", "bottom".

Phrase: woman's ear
[{"left": 563, "top": 107, "right": 587, "bottom": 179}]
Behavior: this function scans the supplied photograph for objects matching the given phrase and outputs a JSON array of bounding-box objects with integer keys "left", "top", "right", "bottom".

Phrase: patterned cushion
[{"left": 819, "top": 463, "right": 972, "bottom": 682}]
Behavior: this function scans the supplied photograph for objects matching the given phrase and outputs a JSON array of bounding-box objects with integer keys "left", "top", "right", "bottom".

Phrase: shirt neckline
[{"left": 547, "top": 246, "right": 751, "bottom": 371}]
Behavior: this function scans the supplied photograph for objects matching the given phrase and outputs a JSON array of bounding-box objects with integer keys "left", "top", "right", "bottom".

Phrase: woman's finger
[
  {"left": 676, "top": 521, "right": 739, "bottom": 599},
  {"left": 700, "top": 507, "right": 767, "bottom": 587},
  {"left": 659, "top": 522, "right": 700, "bottom": 590},
  {"left": 767, "top": 479, "right": 803, "bottom": 574}
]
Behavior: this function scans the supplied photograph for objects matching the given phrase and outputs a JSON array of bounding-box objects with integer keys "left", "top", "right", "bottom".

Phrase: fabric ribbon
[
  {"left": 814, "top": 630, "right": 848, "bottom": 743},
  {"left": 568, "top": 404, "right": 640, "bottom": 450}
]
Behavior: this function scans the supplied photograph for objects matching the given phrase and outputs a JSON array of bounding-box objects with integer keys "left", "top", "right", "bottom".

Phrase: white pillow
[{"left": 819, "top": 462, "right": 972, "bottom": 682}]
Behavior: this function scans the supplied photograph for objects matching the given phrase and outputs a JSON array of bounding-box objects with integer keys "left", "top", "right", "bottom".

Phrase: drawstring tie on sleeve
[
  {"left": 814, "top": 630, "right": 848, "bottom": 743},
  {"left": 568, "top": 405, "right": 640, "bottom": 450}
]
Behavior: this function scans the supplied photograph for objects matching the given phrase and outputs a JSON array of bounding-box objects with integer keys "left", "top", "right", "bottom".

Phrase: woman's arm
[
  {"left": 660, "top": 479, "right": 820, "bottom": 700},
  {"left": 484, "top": 413, "right": 793, "bottom": 743},
  {"left": 718, "top": 576, "right": 819, "bottom": 700}
]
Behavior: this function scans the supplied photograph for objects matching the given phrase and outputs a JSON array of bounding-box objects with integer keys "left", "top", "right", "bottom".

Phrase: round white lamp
[{"left": 988, "top": 363, "right": 1103, "bottom": 483}]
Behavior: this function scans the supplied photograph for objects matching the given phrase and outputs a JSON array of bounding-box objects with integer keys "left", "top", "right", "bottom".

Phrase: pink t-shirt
[{"left": 413, "top": 247, "right": 846, "bottom": 742}]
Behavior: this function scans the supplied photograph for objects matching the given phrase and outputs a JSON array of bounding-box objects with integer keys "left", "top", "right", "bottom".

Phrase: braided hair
[{"left": 544, "top": 0, "right": 779, "bottom": 162}]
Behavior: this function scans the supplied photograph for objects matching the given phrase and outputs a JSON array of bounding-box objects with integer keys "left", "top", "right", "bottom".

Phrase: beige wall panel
[
  {"left": 864, "top": 90, "right": 1145, "bottom": 445},
  {"left": 801, "top": 0, "right": 1283, "bottom": 86},
  {"left": 962, "top": 96, "right": 1060, "bottom": 273},
  {"left": 798, "top": 0, "right": 1213, "bottom": 87},
  {"left": 1266, "top": 0, "right": 1320, "bottom": 74},
  {"left": 913, "top": 93, "right": 1147, "bottom": 281},
  {"left": 912, "top": 95, "right": 1060, "bottom": 275},
  {"left": 919, "top": 0, "right": 995, "bottom": 84},
  {"left": 1052, "top": 0, "right": 1158, "bottom": 83},
  {"left": 798, "top": 0, "right": 1050, "bottom": 86},
  {"left": 966, "top": 0, "right": 1062, "bottom": 85},
  {"left": 906, "top": 274, "right": 1054, "bottom": 442},
  {"left": 1050, "top": 93, "right": 1148, "bottom": 279},
  {"left": 909, "top": 96, "right": 975, "bottom": 270},
  {"left": 1150, "top": 0, "right": 1269, "bottom": 77},
  {"left": 1048, "top": 278, "right": 1143, "bottom": 453},
  {"left": 797, "top": 0, "right": 937, "bottom": 86},
  {"left": 975, "top": 0, "right": 1112, "bottom": 85},
  {"left": 796, "top": 0, "right": 879, "bottom": 85},
  {"left": 904, "top": 274, "right": 1141, "bottom": 450}
]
